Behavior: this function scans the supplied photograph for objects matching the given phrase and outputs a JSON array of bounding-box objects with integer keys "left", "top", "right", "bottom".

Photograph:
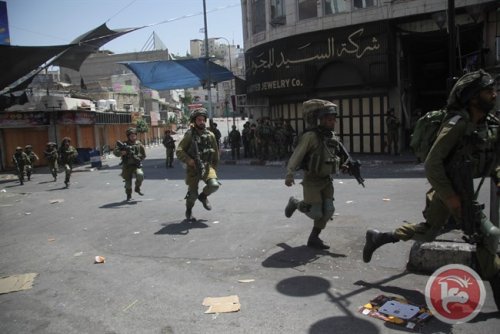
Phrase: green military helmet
[
  {"left": 126, "top": 127, "right": 137, "bottom": 136},
  {"left": 448, "top": 69, "right": 496, "bottom": 106},
  {"left": 15, "top": 146, "right": 22, "bottom": 151},
  {"left": 303, "top": 99, "right": 338, "bottom": 127},
  {"left": 25, "top": 144, "right": 32, "bottom": 149},
  {"left": 190, "top": 108, "right": 208, "bottom": 123}
]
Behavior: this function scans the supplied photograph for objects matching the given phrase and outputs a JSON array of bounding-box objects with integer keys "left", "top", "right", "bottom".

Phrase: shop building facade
[{"left": 241, "top": 0, "right": 500, "bottom": 153}]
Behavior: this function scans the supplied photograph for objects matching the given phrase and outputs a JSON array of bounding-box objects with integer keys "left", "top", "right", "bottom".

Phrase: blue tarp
[{"left": 120, "top": 58, "right": 234, "bottom": 90}]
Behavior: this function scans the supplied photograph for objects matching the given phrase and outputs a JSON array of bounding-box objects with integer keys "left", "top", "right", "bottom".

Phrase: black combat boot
[
  {"left": 198, "top": 193, "right": 212, "bottom": 210},
  {"left": 185, "top": 207, "right": 193, "bottom": 220},
  {"left": 135, "top": 186, "right": 144, "bottom": 196},
  {"left": 126, "top": 192, "right": 132, "bottom": 201},
  {"left": 489, "top": 271, "right": 500, "bottom": 311},
  {"left": 363, "top": 229, "right": 399, "bottom": 263},
  {"left": 285, "top": 197, "right": 300, "bottom": 218},
  {"left": 307, "top": 227, "right": 330, "bottom": 250},
  {"left": 64, "top": 178, "right": 69, "bottom": 188}
]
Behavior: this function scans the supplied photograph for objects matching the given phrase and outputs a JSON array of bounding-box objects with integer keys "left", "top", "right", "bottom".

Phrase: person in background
[
  {"left": 44, "top": 142, "right": 58, "bottom": 181},
  {"left": 24, "top": 144, "right": 39, "bottom": 181},
  {"left": 12, "top": 146, "right": 29, "bottom": 185},
  {"left": 59, "top": 137, "right": 78, "bottom": 188},
  {"left": 113, "top": 127, "right": 146, "bottom": 201},
  {"left": 162, "top": 129, "right": 176, "bottom": 168}
]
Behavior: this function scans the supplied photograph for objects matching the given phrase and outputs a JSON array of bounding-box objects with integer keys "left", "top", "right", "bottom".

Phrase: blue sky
[{"left": 5, "top": 0, "right": 244, "bottom": 56}]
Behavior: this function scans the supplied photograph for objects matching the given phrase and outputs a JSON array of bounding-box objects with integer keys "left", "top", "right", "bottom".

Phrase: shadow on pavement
[
  {"left": 99, "top": 200, "right": 139, "bottom": 208},
  {"left": 154, "top": 219, "right": 209, "bottom": 235},
  {"left": 262, "top": 243, "right": 346, "bottom": 269}
]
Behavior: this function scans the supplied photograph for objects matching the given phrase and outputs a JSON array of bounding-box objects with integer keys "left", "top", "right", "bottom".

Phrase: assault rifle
[
  {"left": 338, "top": 141, "right": 365, "bottom": 188},
  {"left": 192, "top": 135, "right": 206, "bottom": 178},
  {"left": 116, "top": 140, "right": 142, "bottom": 167},
  {"left": 449, "top": 160, "right": 483, "bottom": 244}
]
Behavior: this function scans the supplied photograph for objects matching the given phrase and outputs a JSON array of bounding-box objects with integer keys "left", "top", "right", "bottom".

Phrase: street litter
[
  {"left": 213, "top": 221, "right": 220, "bottom": 224},
  {"left": 94, "top": 256, "right": 106, "bottom": 264},
  {"left": 238, "top": 279, "right": 255, "bottom": 283},
  {"left": 50, "top": 199, "right": 64, "bottom": 204},
  {"left": 383, "top": 198, "right": 391, "bottom": 201},
  {"left": 202, "top": 295, "right": 241, "bottom": 314},
  {"left": 345, "top": 200, "right": 354, "bottom": 204},
  {"left": 359, "top": 294, "right": 432, "bottom": 331},
  {"left": 48, "top": 238, "right": 55, "bottom": 242},
  {"left": 0, "top": 273, "right": 38, "bottom": 295}
]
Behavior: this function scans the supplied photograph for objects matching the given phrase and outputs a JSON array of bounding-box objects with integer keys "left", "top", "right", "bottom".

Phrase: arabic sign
[
  {"left": 0, "top": 112, "right": 50, "bottom": 127},
  {"left": 245, "top": 21, "right": 393, "bottom": 96}
]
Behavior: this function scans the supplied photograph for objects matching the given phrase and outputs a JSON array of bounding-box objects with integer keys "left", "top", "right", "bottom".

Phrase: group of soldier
[
  {"left": 11, "top": 137, "right": 77, "bottom": 187},
  {"left": 9, "top": 69, "right": 500, "bottom": 311},
  {"left": 225, "top": 118, "right": 296, "bottom": 161}
]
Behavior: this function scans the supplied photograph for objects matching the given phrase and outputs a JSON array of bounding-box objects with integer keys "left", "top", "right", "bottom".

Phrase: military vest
[
  {"left": 188, "top": 129, "right": 216, "bottom": 164},
  {"left": 306, "top": 129, "right": 342, "bottom": 177}
]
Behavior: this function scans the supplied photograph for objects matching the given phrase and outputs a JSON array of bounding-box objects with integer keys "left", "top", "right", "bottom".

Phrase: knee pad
[
  {"left": 205, "top": 178, "right": 220, "bottom": 195},
  {"left": 305, "top": 203, "right": 323, "bottom": 220},
  {"left": 185, "top": 190, "right": 198, "bottom": 207},
  {"left": 323, "top": 200, "right": 335, "bottom": 220}
]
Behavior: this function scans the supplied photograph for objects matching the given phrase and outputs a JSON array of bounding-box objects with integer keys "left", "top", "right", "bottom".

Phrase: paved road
[{"left": 1, "top": 146, "right": 499, "bottom": 334}]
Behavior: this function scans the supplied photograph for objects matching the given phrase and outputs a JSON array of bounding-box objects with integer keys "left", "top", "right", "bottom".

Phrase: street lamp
[{"left": 214, "top": 37, "right": 235, "bottom": 126}]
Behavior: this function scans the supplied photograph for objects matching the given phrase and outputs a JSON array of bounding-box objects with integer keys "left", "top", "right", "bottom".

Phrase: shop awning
[{"left": 120, "top": 58, "right": 234, "bottom": 90}]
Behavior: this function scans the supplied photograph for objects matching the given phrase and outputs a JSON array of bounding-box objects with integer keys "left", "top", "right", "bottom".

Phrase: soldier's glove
[
  {"left": 285, "top": 174, "right": 295, "bottom": 187},
  {"left": 340, "top": 164, "right": 349, "bottom": 174}
]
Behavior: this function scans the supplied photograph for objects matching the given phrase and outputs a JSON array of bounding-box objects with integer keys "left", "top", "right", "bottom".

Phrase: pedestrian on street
[
  {"left": 12, "top": 146, "right": 29, "bottom": 185},
  {"left": 44, "top": 142, "right": 59, "bottom": 181},
  {"left": 113, "top": 127, "right": 146, "bottom": 201},
  {"left": 58, "top": 137, "right": 78, "bottom": 188},
  {"left": 363, "top": 69, "right": 500, "bottom": 310},
  {"left": 176, "top": 108, "right": 220, "bottom": 220},
  {"left": 385, "top": 107, "right": 400, "bottom": 155},
  {"left": 228, "top": 125, "right": 242, "bottom": 160},
  {"left": 24, "top": 144, "right": 39, "bottom": 181},
  {"left": 284, "top": 99, "right": 352, "bottom": 250},
  {"left": 162, "top": 129, "right": 176, "bottom": 168}
]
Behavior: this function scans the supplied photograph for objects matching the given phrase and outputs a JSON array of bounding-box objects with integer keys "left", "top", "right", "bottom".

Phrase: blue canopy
[{"left": 120, "top": 58, "right": 234, "bottom": 90}]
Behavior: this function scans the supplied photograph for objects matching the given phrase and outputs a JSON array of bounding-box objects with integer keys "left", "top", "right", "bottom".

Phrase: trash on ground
[
  {"left": 238, "top": 279, "right": 255, "bottom": 283},
  {"left": 94, "top": 256, "right": 106, "bottom": 264},
  {"left": 0, "top": 273, "right": 38, "bottom": 295},
  {"left": 202, "top": 295, "right": 241, "bottom": 314},
  {"left": 382, "top": 198, "right": 391, "bottom": 201},
  {"left": 359, "top": 294, "right": 432, "bottom": 331},
  {"left": 50, "top": 199, "right": 64, "bottom": 204}
]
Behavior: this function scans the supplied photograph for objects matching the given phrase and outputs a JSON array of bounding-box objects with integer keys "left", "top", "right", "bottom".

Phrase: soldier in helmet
[
  {"left": 12, "top": 146, "right": 29, "bottom": 185},
  {"left": 44, "top": 142, "right": 59, "bottom": 181},
  {"left": 24, "top": 144, "right": 39, "bottom": 181},
  {"left": 162, "top": 129, "right": 176, "bottom": 168},
  {"left": 113, "top": 127, "right": 146, "bottom": 201},
  {"left": 363, "top": 69, "right": 500, "bottom": 310},
  {"left": 176, "top": 108, "right": 220, "bottom": 220},
  {"left": 228, "top": 125, "right": 241, "bottom": 160},
  {"left": 59, "top": 137, "right": 78, "bottom": 188},
  {"left": 284, "top": 99, "right": 352, "bottom": 249}
]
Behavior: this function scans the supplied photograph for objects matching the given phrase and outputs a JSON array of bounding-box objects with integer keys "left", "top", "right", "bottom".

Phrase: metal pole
[
  {"left": 202, "top": 0, "right": 213, "bottom": 121},
  {"left": 448, "top": 0, "right": 456, "bottom": 78}
]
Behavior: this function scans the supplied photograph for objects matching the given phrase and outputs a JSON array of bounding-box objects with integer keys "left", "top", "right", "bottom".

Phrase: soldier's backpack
[{"left": 409, "top": 109, "right": 461, "bottom": 162}]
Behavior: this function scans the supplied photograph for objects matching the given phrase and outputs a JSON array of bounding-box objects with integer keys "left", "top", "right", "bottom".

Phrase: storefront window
[
  {"left": 270, "top": 0, "right": 286, "bottom": 25},
  {"left": 324, "top": 0, "right": 348, "bottom": 15},
  {"left": 353, "top": 0, "right": 376, "bottom": 10},
  {"left": 298, "top": 0, "right": 317, "bottom": 21},
  {"left": 251, "top": 0, "right": 266, "bottom": 34}
]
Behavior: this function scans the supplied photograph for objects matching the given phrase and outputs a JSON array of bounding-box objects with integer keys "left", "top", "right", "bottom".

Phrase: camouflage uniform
[
  {"left": 58, "top": 137, "right": 78, "bottom": 188},
  {"left": 363, "top": 69, "right": 500, "bottom": 310},
  {"left": 385, "top": 108, "right": 400, "bottom": 155},
  {"left": 162, "top": 130, "right": 176, "bottom": 168},
  {"left": 176, "top": 108, "right": 220, "bottom": 220},
  {"left": 284, "top": 99, "right": 350, "bottom": 249},
  {"left": 44, "top": 142, "right": 59, "bottom": 181},
  {"left": 228, "top": 125, "right": 242, "bottom": 160},
  {"left": 12, "top": 147, "right": 29, "bottom": 185},
  {"left": 113, "top": 128, "right": 146, "bottom": 201},
  {"left": 24, "top": 145, "right": 39, "bottom": 181}
]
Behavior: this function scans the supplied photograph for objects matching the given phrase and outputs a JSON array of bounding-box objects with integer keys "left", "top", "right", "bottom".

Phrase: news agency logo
[{"left": 425, "top": 264, "right": 486, "bottom": 324}]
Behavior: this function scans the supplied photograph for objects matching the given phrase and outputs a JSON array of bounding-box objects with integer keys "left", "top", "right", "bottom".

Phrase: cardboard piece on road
[
  {"left": 202, "top": 295, "right": 240, "bottom": 314},
  {"left": 359, "top": 294, "right": 432, "bottom": 331},
  {"left": 0, "top": 273, "right": 38, "bottom": 295}
]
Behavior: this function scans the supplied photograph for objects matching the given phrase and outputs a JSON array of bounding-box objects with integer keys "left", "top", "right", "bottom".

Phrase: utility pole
[
  {"left": 447, "top": 0, "right": 457, "bottom": 92},
  {"left": 202, "top": 0, "right": 213, "bottom": 121}
]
